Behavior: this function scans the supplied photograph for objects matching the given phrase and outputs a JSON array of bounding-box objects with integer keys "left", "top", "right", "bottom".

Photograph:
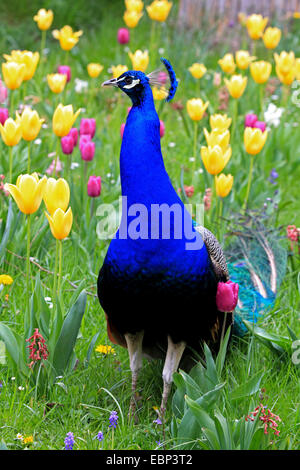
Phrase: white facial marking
[{"left": 123, "top": 78, "right": 140, "bottom": 89}]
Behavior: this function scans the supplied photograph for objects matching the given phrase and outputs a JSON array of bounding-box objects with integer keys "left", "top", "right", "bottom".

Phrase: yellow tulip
[
  {"left": 294, "top": 12, "right": 300, "bottom": 19},
  {"left": 188, "top": 63, "right": 207, "bottom": 79},
  {"left": 123, "top": 10, "right": 143, "bottom": 28},
  {"left": 274, "top": 51, "right": 295, "bottom": 75},
  {"left": 244, "top": 127, "right": 268, "bottom": 155},
  {"left": 215, "top": 173, "right": 234, "bottom": 198},
  {"left": 235, "top": 51, "right": 255, "bottom": 70},
  {"left": 246, "top": 14, "right": 268, "bottom": 40},
  {"left": 146, "top": 0, "right": 173, "bottom": 22},
  {"left": 125, "top": 0, "right": 144, "bottom": 13},
  {"left": 87, "top": 63, "right": 104, "bottom": 78},
  {"left": 47, "top": 73, "right": 67, "bottom": 94},
  {"left": 45, "top": 207, "right": 73, "bottom": 240},
  {"left": 52, "top": 25, "right": 83, "bottom": 51},
  {"left": 52, "top": 104, "right": 81, "bottom": 138},
  {"left": 128, "top": 50, "right": 149, "bottom": 72},
  {"left": 0, "top": 117, "right": 22, "bottom": 146},
  {"left": 4, "top": 50, "right": 40, "bottom": 81},
  {"left": 43, "top": 178, "right": 70, "bottom": 216},
  {"left": 186, "top": 98, "right": 209, "bottom": 121},
  {"left": 262, "top": 27, "right": 281, "bottom": 49},
  {"left": 152, "top": 86, "right": 168, "bottom": 100},
  {"left": 276, "top": 66, "right": 296, "bottom": 85},
  {"left": 224, "top": 75, "right": 247, "bottom": 99},
  {"left": 111, "top": 65, "right": 128, "bottom": 79},
  {"left": 218, "top": 53, "right": 236, "bottom": 74},
  {"left": 18, "top": 107, "right": 44, "bottom": 141},
  {"left": 295, "top": 58, "right": 300, "bottom": 81},
  {"left": 201, "top": 145, "right": 232, "bottom": 175},
  {"left": 250, "top": 61, "right": 272, "bottom": 84},
  {"left": 209, "top": 114, "right": 232, "bottom": 132},
  {"left": 1, "top": 61, "right": 26, "bottom": 90},
  {"left": 238, "top": 12, "right": 247, "bottom": 26},
  {"left": 33, "top": 8, "right": 53, "bottom": 31},
  {"left": 4, "top": 173, "right": 47, "bottom": 214},
  {"left": 203, "top": 128, "right": 230, "bottom": 152}
]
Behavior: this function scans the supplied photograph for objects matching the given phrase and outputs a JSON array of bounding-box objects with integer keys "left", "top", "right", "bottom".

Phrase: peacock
[{"left": 97, "top": 58, "right": 235, "bottom": 418}]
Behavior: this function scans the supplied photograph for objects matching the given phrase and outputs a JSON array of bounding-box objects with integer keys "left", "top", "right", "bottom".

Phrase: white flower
[
  {"left": 16, "top": 433, "right": 23, "bottom": 441},
  {"left": 264, "top": 103, "right": 284, "bottom": 128},
  {"left": 158, "top": 48, "right": 165, "bottom": 55},
  {"left": 71, "top": 162, "right": 79, "bottom": 170},
  {"left": 189, "top": 157, "right": 195, "bottom": 162},
  {"left": 74, "top": 78, "right": 88, "bottom": 94},
  {"left": 34, "top": 138, "right": 41, "bottom": 145},
  {"left": 18, "top": 386, "right": 25, "bottom": 391},
  {"left": 168, "top": 142, "right": 176, "bottom": 148}
]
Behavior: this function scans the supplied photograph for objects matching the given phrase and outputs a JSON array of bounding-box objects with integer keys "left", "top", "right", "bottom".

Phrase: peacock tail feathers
[{"left": 224, "top": 211, "right": 287, "bottom": 336}]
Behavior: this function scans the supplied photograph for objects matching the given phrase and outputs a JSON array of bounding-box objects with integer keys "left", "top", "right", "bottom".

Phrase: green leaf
[
  {"left": 85, "top": 329, "right": 101, "bottom": 366},
  {"left": 185, "top": 395, "right": 216, "bottom": 431},
  {"left": 231, "top": 372, "right": 263, "bottom": 401},
  {"left": 0, "top": 200, "right": 14, "bottom": 260},
  {"left": 0, "top": 322, "right": 28, "bottom": 376},
  {"left": 216, "top": 326, "right": 231, "bottom": 376},
  {"left": 52, "top": 290, "right": 87, "bottom": 377}
]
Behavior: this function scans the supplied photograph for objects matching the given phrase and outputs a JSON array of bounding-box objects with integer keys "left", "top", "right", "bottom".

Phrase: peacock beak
[{"left": 101, "top": 78, "right": 119, "bottom": 87}]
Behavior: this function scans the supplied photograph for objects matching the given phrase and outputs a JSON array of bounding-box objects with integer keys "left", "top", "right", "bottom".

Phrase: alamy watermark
[{"left": 95, "top": 196, "right": 205, "bottom": 250}]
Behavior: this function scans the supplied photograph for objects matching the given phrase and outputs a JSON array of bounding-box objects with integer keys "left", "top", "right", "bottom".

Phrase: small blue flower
[
  {"left": 64, "top": 432, "right": 75, "bottom": 450},
  {"left": 97, "top": 431, "right": 104, "bottom": 442},
  {"left": 153, "top": 418, "right": 162, "bottom": 425},
  {"left": 269, "top": 168, "right": 278, "bottom": 184},
  {"left": 109, "top": 411, "right": 118, "bottom": 429}
]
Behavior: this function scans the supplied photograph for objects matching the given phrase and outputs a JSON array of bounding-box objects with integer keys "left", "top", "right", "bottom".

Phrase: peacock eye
[{"left": 124, "top": 76, "right": 132, "bottom": 85}]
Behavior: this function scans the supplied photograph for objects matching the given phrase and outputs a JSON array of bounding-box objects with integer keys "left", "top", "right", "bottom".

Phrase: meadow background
[{"left": 0, "top": 0, "right": 299, "bottom": 450}]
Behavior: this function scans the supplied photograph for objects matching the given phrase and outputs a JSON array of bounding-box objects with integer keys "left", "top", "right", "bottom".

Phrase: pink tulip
[
  {"left": 61, "top": 135, "right": 74, "bottom": 155},
  {"left": 159, "top": 120, "right": 165, "bottom": 138},
  {"left": 68, "top": 127, "right": 78, "bottom": 146},
  {"left": 254, "top": 121, "right": 266, "bottom": 132},
  {"left": 80, "top": 118, "right": 96, "bottom": 138},
  {"left": 0, "top": 108, "right": 9, "bottom": 125},
  {"left": 87, "top": 175, "right": 101, "bottom": 197},
  {"left": 46, "top": 157, "right": 63, "bottom": 175},
  {"left": 79, "top": 134, "right": 91, "bottom": 151},
  {"left": 216, "top": 280, "right": 239, "bottom": 312},
  {"left": 57, "top": 65, "right": 71, "bottom": 83},
  {"left": 120, "top": 123, "right": 125, "bottom": 138},
  {"left": 244, "top": 113, "right": 258, "bottom": 128},
  {"left": 80, "top": 140, "right": 95, "bottom": 161},
  {"left": 0, "top": 80, "right": 8, "bottom": 104},
  {"left": 117, "top": 28, "right": 130, "bottom": 45}
]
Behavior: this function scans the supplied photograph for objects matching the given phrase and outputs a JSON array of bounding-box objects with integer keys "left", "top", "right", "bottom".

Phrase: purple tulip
[
  {"left": 61, "top": 135, "right": 74, "bottom": 155},
  {"left": 216, "top": 280, "right": 239, "bottom": 312},
  {"left": 244, "top": 113, "right": 258, "bottom": 128},
  {"left": 87, "top": 175, "right": 101, "bottom": 197},
  {"left": 57, "top": 65, "right": 71, "bottom": 83},
  {"left": 68, "top": 127, "right": 78, "bottom": 146},
  {"left": 0, "top": 108, "right": 9, "bottom": 125},
  {"left": 80, "top": 118, "right": 96, "bottom": 138},
  {"left": 80, "top": 140, "right": 95, "bottom": 161},
  {"left": 117, "top": 28, "right": 130, "bottom": 45},
  {"left": 79, "top": 134, "right": 91, "bottom": 152},
  {"left": 254, "top": 121, "right": 266, "bottom": 132}
]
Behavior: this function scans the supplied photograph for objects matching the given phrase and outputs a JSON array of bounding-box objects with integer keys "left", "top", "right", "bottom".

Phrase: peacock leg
[
  {"left": 124, "top": 330, "right": 144, "bottom": 421},
  {"left": 160, "top": 336, "right": 186, "bottom": 418}
]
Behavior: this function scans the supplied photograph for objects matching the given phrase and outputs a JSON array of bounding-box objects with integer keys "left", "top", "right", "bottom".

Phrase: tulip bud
[
  {"left": 87, "top": 175, "right": 101, "bottom": 197},
  {"left": 67, "top": 127, "right": 78, "bottom": 146},
  {"left": 57, "top": 65, "right": 71, "bottom": 83},
  {"left": 0, "top": 108, "right": 9, "bottom": 125},
  {"left": 61, "top": 135, "right": 74, "bottom": 155},
  {"left": 254, "top": 121, "right": 266, "bottom": 132},
  {"left": 80, "top": 140, "right": 95, "bottom": 161},
  {"left": 244, "top": 113, "right": 258, "bottom": 128},
  {"left": 80, "top": 118, "right": 96, "bottom": 138},
  {"left": 159, "top": 120, "right": 165, "bottom": 138},
  {"left": 128, "top": 50, "right": 149, "bottom": 73},
  {"left": 216, "top": 280, "right": 239, "bottom": 312},
  {"left": 79, "top": 134, "right": 91, "bottom": 151},
  {"left": 117, "top": 28, "right": 130, "bottom": 44},
  {"left": 120, "top": 123, "right": 125, "bottom": 138}
]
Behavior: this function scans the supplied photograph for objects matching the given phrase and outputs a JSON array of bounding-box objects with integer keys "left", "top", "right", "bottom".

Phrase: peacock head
[{"left": 102, "top": 58, "right": 178, "bottom": 106}]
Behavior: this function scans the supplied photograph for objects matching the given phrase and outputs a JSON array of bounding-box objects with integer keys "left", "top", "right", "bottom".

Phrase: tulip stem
[
  {"left": 10, "top": 90, "right": 14, "bottom": 117},
  {"left": 26, "top": 214, "right": 31, "bottom": 314},
  {"left": 40, "top": 30, "right": 46, "bottom": 64},
  {"left": 259, "top": 84, "right": 265, "bottom": 119},
  {"left": 217, "top": 197, "right": 223, "bottom": 242},
  {"left": 192, "top": 121, "right": 198, "bottom": 183},
  {"left": 9, "top": 146, "right": 13, "bottom": 183},
  {"left": 53, "top": 138, "right": 60, "bottom": 177},
  {"left": 57, "top": 240, "right": 63, "bottom": 295},
  {"left": 53, "top": 239, "right": 59, "bottom": 304},
  {"left": 243, "top": 154, "right": 254, "bottom": 213},
  {"left": 231, "top": 99, "right": 238, "bottom": 140},
  {"left": 27, "top": 141, "right": 31, "bottom": 173}
]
